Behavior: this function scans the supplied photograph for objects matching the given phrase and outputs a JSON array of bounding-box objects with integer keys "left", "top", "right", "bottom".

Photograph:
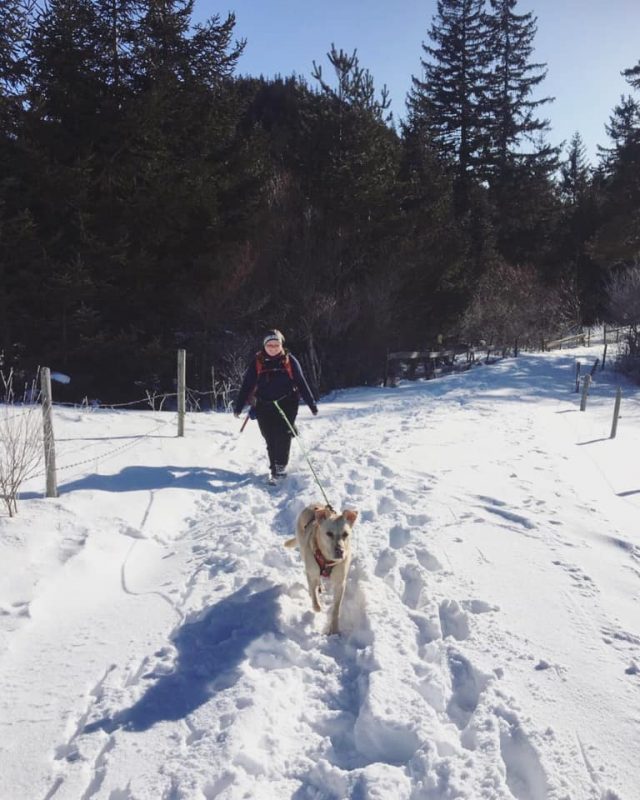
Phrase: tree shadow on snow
[
  {"left": 84, "top": 578, "right": 281, "bottom": 734},
  {"left": 21, "top": 466, "right": 252, "bottom": 499}
]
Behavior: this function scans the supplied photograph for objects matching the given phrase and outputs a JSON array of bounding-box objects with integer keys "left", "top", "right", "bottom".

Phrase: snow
[{"left": 1, "top": 337, "right": 639, "bottom": 800}]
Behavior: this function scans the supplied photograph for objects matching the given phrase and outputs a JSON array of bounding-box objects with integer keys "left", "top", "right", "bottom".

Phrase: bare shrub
[
  {"left": 608, "top": 264, "right": 640, "bottom": 382},
  {"left": 0, "top": 404, "right": 43, "bottom": 517},
  {"left": 211, "top": 335, "right": 254, "bottom": 411},
  {"left": 460, "top": 261, "right": 578, "bottom": 348},
  {"left": 607, "top": 263, "right": 640, "bottom": 330}
]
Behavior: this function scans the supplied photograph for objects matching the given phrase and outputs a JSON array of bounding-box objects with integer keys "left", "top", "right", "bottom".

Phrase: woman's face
[{"left": 264, "top": 339, "right": 284, "bottom": 356}]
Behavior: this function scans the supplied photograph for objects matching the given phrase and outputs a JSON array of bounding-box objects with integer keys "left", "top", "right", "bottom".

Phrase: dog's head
[{"left": 314, "top": 506, "right": 358, "bottom": 562}]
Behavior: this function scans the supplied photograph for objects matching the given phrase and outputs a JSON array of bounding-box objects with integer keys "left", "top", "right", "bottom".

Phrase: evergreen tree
[
  {"left": 591, "top": 72, "right": 640, "bottom": 270},
  {"left": 93, "top": 0, "right": 143, "bottom": 100},
  {"left": 0, "top": 1, "right": 44, "bottom": 363},
  {"left": 622, "top": 59, "right": 640, "bottom": 92},
  {"left": 0, "top": 0, "right": 34, "bottom": 132},
  {"left": 396, "top": 117, "right": 473, "bottom": 342},
  {"left": 483, "top": 0, "right": 556, "bottom": 179},
  {"left": 555, "top": 133, "right": 602, "bottom": 323},
  {"left": 407, "top": 0, "right": 488, "bottom": 203},
  {"left": 559, "top": 132, "right": 591, "bottom": 205},
  {"left": 597, "top": 94, "right": 640, "bottom": 174}
]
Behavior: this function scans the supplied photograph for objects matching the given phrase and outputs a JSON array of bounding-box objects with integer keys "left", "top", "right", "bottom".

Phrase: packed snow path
[{"left": 1, "top": 344, "right": 639, "bottom": 799}]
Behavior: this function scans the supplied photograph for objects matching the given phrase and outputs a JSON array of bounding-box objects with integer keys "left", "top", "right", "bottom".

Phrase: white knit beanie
[{"left": 263, "top": 329, "right": 285, "bottom": 347}]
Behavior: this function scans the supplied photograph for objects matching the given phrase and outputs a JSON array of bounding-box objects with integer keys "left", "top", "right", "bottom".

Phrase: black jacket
[{"left": 233, "top": 351, "right": 317, "bottom": 415}]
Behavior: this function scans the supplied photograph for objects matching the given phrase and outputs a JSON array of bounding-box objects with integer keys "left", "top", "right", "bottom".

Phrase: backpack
[
  {"left": 255, "top": 351, "right": 294, "bottom": 381},
  {"left": 246, "top": 352, "right": 295, "bottom": 415}
]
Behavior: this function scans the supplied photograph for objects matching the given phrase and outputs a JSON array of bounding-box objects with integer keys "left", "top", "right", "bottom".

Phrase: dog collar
[{"left": 314, "top": 549, "right": 337, "bottom": 578}]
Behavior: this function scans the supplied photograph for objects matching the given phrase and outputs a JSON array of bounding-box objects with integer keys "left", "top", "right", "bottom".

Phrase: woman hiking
[{"left": 233, "top": 330, "right": 318, "bottom": 483}]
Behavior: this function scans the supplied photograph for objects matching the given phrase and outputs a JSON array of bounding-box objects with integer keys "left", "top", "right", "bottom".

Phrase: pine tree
[
  {"left": 483, "top": 0, "right": 555, "bottom": 180},
  {"left": 560, "top": 132, "right": 591, "bottom": 206},
  {"left": 597, "top": 94, "right": 640, "bottom": 174},
  {"left": 622, "top": 59, "right": 640, "bottom": 92},
  {"left": 407, "top": 0, "right": 489, "bottom": 199},
  {"left": 591, "top": 69, "right": 640, "bottom": 270},
  {"left": 0, "top": 1, "right": 41, "bottom": 362},
  {"left": 0, "top": 0, "right": 34, "bottom": 133}
]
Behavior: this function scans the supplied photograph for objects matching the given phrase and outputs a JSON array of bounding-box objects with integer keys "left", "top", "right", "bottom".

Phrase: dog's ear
[
  {"left": 343, "top": 509, "right": 358, "bottom": 526},
  {"left": 314, "top": 507, "right": 330, "bottom": 522}
]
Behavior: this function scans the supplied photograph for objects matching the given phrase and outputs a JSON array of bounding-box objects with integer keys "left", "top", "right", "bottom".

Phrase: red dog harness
[{"left": 314, "top": 548, "right": 337, "bottom": 578}]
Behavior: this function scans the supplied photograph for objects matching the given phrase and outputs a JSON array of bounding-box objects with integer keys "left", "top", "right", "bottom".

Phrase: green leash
[{"left": 273, "top": 399, "right": 334, "bottom": 512}]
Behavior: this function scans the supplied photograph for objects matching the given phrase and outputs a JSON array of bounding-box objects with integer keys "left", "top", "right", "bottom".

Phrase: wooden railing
[{"left": 384, "top": 344, "right": 510, "bottom": 386}]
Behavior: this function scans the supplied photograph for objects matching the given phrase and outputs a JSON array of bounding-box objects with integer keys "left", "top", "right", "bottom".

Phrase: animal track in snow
[{"left": 551, "top": 560, "right": 598, "bottom": 598}]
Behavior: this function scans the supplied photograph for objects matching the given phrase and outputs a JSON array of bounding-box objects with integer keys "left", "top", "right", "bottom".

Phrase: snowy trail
[{"left": 1, "top": 346, "right": 639, "bottom": 799}]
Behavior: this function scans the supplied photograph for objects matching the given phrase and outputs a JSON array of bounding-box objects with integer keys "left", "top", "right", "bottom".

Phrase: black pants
[{"left": 255, "top": 393, "right": 299, "bottom": 473}]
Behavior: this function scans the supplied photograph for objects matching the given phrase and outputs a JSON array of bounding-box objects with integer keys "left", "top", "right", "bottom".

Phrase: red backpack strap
[{"left": 283, "top": 353, "right": 294, "bottom": 380}]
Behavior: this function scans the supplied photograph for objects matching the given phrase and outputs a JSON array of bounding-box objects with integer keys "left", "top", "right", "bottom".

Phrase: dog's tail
[{"left": 284, "top": 537, "right": 298, "bottom": 549}]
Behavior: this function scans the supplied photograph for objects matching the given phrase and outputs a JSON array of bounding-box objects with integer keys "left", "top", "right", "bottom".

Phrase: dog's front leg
[
  {"left": 308, "top": 575, "right": 321, "bottom": 612},
  {"left": 328, "top": 577, "right": 346, "bottom": 635}
]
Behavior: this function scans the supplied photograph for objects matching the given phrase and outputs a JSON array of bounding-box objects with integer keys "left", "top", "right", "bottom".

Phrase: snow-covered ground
[{"left": 1, "top": 338, "right": 639, "bottom": 800}]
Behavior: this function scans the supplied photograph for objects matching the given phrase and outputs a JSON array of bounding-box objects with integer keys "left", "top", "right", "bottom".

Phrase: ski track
[{"left": 3, "top": 359, "right": 637, "bottom": 800}]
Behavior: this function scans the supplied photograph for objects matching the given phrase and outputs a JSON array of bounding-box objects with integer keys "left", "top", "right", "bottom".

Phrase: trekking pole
[
  {"left": 239, "top": 411, "right": 251, "bottom": 433},
  {"left": 273, "top": 399, "right": 333, "bottom": 511}
]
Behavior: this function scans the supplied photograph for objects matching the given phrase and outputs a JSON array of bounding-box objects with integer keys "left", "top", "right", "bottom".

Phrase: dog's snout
[{"left": 335, "top": 545, "right": 344, "bottom": 558}]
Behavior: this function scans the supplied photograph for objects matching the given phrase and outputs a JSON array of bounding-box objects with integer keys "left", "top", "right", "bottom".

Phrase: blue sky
[{"left": 192, "top": 0, "right": 639, "bottom": 164}]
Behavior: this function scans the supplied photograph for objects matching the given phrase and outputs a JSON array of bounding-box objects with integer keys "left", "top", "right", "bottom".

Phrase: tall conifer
[
  {"left": 483, "top": 0, "right": 554, "bottom": 179},
  {"left": 407, "top": 0, "right": 488, "bottom": 200}
]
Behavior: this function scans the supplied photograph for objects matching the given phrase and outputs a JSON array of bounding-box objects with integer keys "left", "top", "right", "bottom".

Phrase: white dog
[{"left": 285, "top": 504, "right": 358, "bottom": 635}]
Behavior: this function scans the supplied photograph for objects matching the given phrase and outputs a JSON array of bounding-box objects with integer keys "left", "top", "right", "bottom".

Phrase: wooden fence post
[
  {"left": 40, "top": 367, "right": 58, "bottom": 498},
  {"left": 610, "top": 386, "right": 622, "bottom": 439},
  {"left": 602, "top": 342, "right": 608, "bottom": 370},
  {"left": 575, "top": 362, "right": 581, "bottom": 392},
  {"left": 177, "top": 349, "right": 186, "bottom": 437},
  {"left": 580, "top": 374, "right": 591, "bottom": 412}
]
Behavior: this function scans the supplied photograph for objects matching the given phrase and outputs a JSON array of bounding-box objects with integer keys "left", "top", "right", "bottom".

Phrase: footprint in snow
[
  {"left": 496, "top": 707, "right": 549, "bottom": 800},
  {"left": 392, "top": 487, "right": 413, "bottom": 504},
  {"left": 461, "top": 598, "right": 499, "bottom": 614},
  {"left": 389, "top": 524, "right": 411, "bottom": 549},
  {"left": 446, "top": 649, "right": 485, "bottom": 730},
  {"left": 378, "top": 495, "right": 399, "bottom": 515},
  {"left": 0, "top": 600, "right": 30, "bottom": 619},
  {"left": 414, "top": 548, "right": 442, "bottom": 572},
  {"left": 406, "top": 513, "right": 430, "bottom": 527},
  {"left": 439, "top": 599, "right": 470, "bottom": 641},
  {"left": 400, "top": 564, "right": 426, "bottom": 610},
  {"left": 374, "top": 548, "right": 397, "bottom": 578}
]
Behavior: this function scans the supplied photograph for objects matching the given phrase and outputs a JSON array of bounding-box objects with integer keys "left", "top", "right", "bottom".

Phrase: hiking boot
[{"left": 274, "top": 464, "right": 287, "bottom": 478}]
